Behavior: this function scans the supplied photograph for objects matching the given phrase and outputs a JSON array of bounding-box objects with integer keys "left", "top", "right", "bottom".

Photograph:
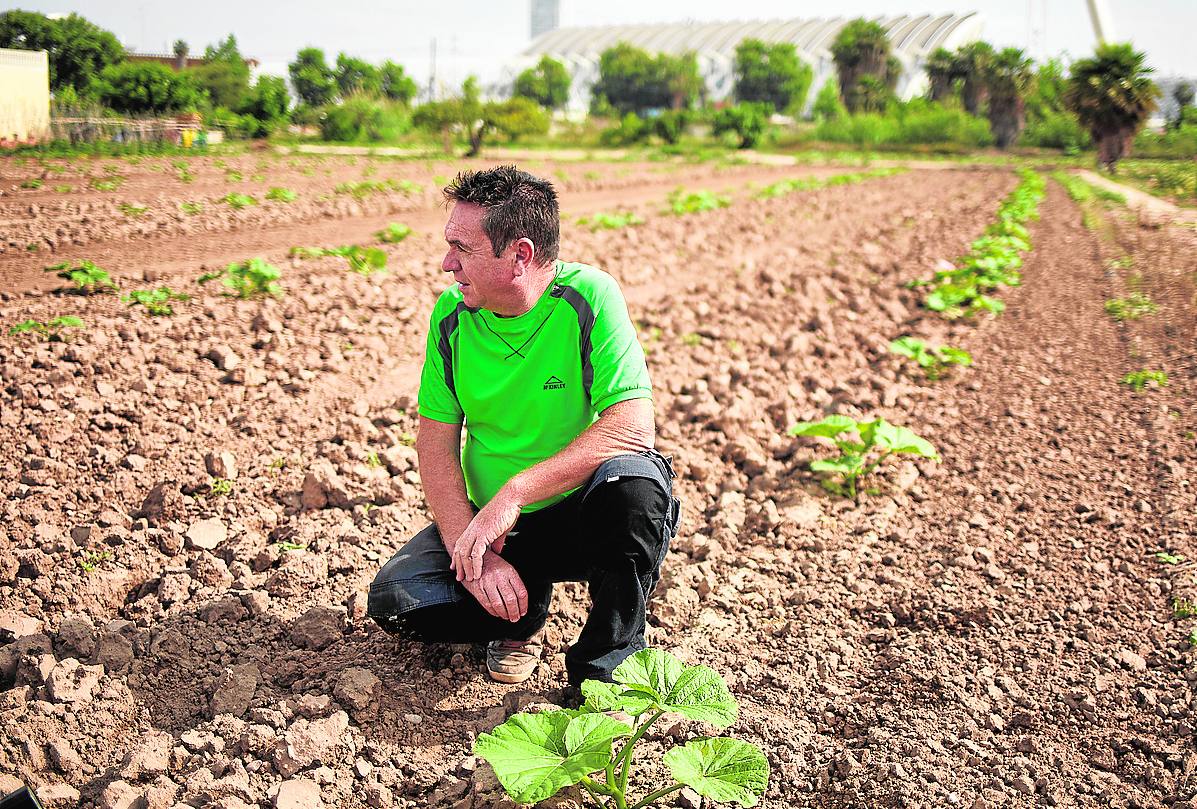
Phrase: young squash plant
[
  {"left": 888, "top": 337, "right": 972, "bottom": 381},
  {"left": 474, "top": 648, "right": 769, "bottom": 809},
  {"left": 199, "top": 258, "right": 283, "bottom": 298},
  {"left": 123, "top": 286, "right": 191, "bottom": 316},
  {"left": 789, "top": 416, "right": 938, "bottom": 498},
  {"left": 45, "top": 260, "right": 117, "bottom": 294},
  {"left": 9, "top": 315, "right": 85, "bottom": 341}
]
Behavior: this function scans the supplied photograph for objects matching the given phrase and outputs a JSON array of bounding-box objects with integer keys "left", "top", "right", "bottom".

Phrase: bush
[
  {"left": 712, "top": 102, "right": 771, "bottom": 148},
  {"left": 319, "top": 96, "right": 411, "bottom": 142},
  {"left": 205, "top": 106, "right": 259, "bottom": 139},
  {"left": 93, "top": 61, "right": 205, "bottom": 114},
  {"left": 1132, "top": 125, "right": 1197, "bottom": 159},
  {"left": 600, "top": 112, "right": 649, "bottom": 146},
  {"left": 814, "top": 100, "right": 991, "bottom": 147},
  {"left": 1020, "top": 110, "right": 1091, "bottom": 152}
]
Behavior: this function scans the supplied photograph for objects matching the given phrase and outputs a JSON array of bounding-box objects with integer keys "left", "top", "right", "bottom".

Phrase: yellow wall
[{"left": 0, "top": 48, "right": 50, "bottom": 142}]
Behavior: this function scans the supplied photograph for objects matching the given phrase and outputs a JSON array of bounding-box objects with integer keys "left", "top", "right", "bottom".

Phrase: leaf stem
[
  {"left": 617, "top": 709, "right": 665, "bottom": 794},
  {"left": 581, "top": 776, "right": 611, "bottom": 808},
  {"left": 629, "top": 783, "right": 684, "bottom": 809}
]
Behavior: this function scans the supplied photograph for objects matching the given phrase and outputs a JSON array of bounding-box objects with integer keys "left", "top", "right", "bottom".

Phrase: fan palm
[
  {"left": 987, "top": 48, "right": 1034, "bottom": 148},
  {"left": 954, "top": 41, "right": 996, "bottom": 116},
  {"left": 1064, "top": 43, "right": 1159, "bottom": 171},
  {"left": 831, "top": 19, "right": 896, "bottom": 113}
]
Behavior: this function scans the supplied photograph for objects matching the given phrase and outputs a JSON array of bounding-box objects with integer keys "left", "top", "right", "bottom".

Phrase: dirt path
[{"left": 1076, "top": 168, "right": 1197, "bottom": 226}]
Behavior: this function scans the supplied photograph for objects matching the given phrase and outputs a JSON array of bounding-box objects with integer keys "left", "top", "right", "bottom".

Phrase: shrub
[
  {"left": 712, "top": 103, "right": 771, "bottom": 148},
  {"left": 319, "top": 96, "right": 412, "bottom": 142},
  {"left": 1020, "top": 110, "right": 1091, "bottom": 152}
]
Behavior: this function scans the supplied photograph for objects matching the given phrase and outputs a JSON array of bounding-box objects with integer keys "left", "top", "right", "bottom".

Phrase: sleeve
[
  {"left": 417, "top": 298, "right": 465, "bottom": 424},
  {"left": 587, "top": 275, "right": 653, "bottom": 414}
]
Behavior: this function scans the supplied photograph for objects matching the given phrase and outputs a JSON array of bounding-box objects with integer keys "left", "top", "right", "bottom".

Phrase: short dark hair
[{"left": 444, "top": 165, "right": 559, "bottom": 264}]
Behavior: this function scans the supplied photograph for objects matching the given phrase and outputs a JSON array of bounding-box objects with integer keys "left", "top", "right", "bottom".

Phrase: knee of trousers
[{"left": 581, "top": 475, "right": 672, "bottom": 572}]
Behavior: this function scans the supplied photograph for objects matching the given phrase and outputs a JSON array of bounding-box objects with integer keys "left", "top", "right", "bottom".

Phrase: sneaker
[{"left": 486, "top": 628, "right": 545, "bottom": 684}]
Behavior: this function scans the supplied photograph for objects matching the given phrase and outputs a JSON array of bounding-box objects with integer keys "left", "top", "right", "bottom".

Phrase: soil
[{"left": 0, "top": 155, "right": 1194, "bottom": 809}]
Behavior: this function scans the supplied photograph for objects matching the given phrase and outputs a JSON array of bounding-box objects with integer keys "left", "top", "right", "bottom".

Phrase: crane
[{"left": 1085, "top": 0, "right": 1116, "bottom": 43}]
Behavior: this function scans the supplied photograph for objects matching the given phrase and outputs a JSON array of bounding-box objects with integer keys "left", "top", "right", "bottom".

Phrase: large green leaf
[
  {"left": 810, "top": 454, "right": 864, "bottom": 476},
  {"left": 665, "top": 738, "right": 770, "bottom": 807},
  {"left": 473, "top": 711, "right": 630, "bottom": 804},
  {"left": 787, "top": 414, "right": 856, "bottom": 439},
  {"left": 582, "top": 679, "right": 654, "bottom": 716},
  {"left": 859, "top": 419, "right": 938, "bottom": 459},
  {"left": 611, "top": 649, "right": 738, "bottom": 727}
]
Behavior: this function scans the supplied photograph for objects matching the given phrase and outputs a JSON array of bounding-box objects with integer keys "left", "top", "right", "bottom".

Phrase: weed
[
  {"left": 1104, "top": 292, "right": 1158, "bottom": 321},
  {"left": 789, "top": 416, "right": 939, "bottom": 499},
  {"left": 226, "top": 170, "right": 243, "bottom": 182},
  {"left": 1121, "top": 369, "right": 1168, "bottom": 391},
  {"left": 666, "top": 188, "right": 730, "bottom": 215},
  {"left": 681, "top": 333, "right": 702, "bottom": 347},
  {"left": 209, "top": 477, "right": 233, "bottom": 496},
  {"left": 123, "top": 286, "right": 190, "bottom": 316},
  {"left": 8, "top": 315, "right": 85, "bottom": 341},
  {"left": 475, "top": 648, "right": 768, "bottom": 808},
  {"left": 1173, "top": 598, "right": 1197, "bottom": 619},
  {"left": 269, "top": 456, "right": 289, "bottom": 472},
  {"left": 118, "top": 202, "right": 148, "bottom": 218},
  {"left": 577, "top": 211, "right": 645, "bottom": 231},
  {"left": 291, "top": 245, "right": 387, "bottom": 276},
  {"left": 199, "top": 258, "right": 283, "bottom": 298},
  {"left": 375, "top": 223, "right": 413, "bottom": 243},
  {"left": 399, "top": 433, "right": 416, "bottom": 447},
  {"left": 276, "top": 541, "right": 306, "bottom": 552},
  {"left": 888, "top": 337, "right": 972, "bottom": 380},
  {"left": 1155, "top": 551, "right": 1184, "bottom": 564},
  {"left": 78, "top": 549, "right": 113, "bottom": 573},
  {"left": 180, "top": 201, "right": 203, "bottom": 216},
  {"left": 266, "top": 187, "right": 298, "bottom": 203},
  {"left": 45, "top": 260, "right": 117, "bottom": 293},
  {"left": 220, "top": 192, "right": 258, "bottom": 210},
  {"left": 53, "top": 184, "right": 72, "bottom": 193},
  {"left": 365, "top": 451, "right": 383, "bottom": 468},
  {"left": 90, "top": 176, "right": 123, "bottom": 192},
  {"left": 20, "top": 178, "right": 43, "bottom": 189},
  {"left": 250, "top": 173, "right": 265, "bottom": 182}
]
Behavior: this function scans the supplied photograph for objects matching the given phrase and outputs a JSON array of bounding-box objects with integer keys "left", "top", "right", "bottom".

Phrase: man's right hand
[{"left": 459, "top": 550, "right": 528, "bottom": 623}]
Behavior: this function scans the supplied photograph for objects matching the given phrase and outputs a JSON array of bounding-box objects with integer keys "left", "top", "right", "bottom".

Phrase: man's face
[{"left": 442, "top": 202, "right": 512, "bottom": 312}]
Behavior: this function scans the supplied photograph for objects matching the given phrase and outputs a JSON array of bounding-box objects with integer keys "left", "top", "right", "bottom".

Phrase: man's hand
[
  {"left": 450, "top": 488, "right": 522, "bottom": 582},
  {"left": 461, "top": 551, "right": 528, "bottom": 622}
]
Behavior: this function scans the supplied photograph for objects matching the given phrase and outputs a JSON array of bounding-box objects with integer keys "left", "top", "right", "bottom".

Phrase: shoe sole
[{"left": 487, "top": 667, "right": 536, "bottom": 684}]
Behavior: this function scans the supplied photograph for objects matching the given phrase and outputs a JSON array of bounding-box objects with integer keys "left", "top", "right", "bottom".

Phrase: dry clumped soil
[{"left": 0, "top": 152, "right": 1194, "bottom": 809}]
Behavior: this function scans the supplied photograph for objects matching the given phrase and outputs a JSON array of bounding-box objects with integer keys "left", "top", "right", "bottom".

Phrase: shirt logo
[{"left": 543, "top": 375, "right": 566, "bottom": 390}]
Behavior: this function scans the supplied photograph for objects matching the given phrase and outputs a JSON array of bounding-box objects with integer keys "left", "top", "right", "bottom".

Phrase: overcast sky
[{"left": 20, "top": 0, "right": 1197, "bottom": 90}]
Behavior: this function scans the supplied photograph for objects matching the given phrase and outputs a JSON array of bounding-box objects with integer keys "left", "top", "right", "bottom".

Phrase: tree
[
  {"left": 513, "top": 55, "right": 571, "bottom": 109},
  {"left": 413, "top": 77, "right": 550, "bottom": 157},
  {"left": 379, "top": 60, "right": 418, "bottom": 103},
  {"left": 335, "top": 53, "right": 381, "bottom": 98},
  {"left": 93, "top": 62, "right": 205, "bottom": 114},
  {"left": 712, "top": 102, "right": 771, "bottom": 148},
  {"left": 925, "top": 47, "right": 959, "bottom": 102},
  {"left": 732, "top": 38, "right": 812, "bottom": 114},
  {"left": 173, "top": 40, "right": 188, "bottom": 59},
  {"left": 1170, "top": 83, "right": 1195, "bottom": 129},
  {"left": 953, "top": 41, "right": 996, "bottom": 115},
  {"left": 985, "top": 47, "right": 1033, "bottom": 148},
  {"left": 289, "top": 47, "right": 337, "bottom": 107},
  {"left": 0, "top": 10, "right": 123, "bottom": 92},
  {"left": 831, "top": 19, "right": 897, "bottom": 113},
  {"left": 591, "top": 42, "right": 701, "bottom": 114},
  {"left": 1064, "top": 43, "right": 1160, "bottom": 170},
  {"left": 192, "top": 34, "right": 251, "bottom": 110},
  {"left": 812, "top": 77, "right": 846, "bottom": 120},
  {"left": 239, "top": 75, "right": 290, "bottom": 134}
]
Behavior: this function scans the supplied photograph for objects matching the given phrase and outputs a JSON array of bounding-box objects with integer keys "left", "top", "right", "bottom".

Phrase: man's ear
[{"left": 511, "top": 238, "right": 536, "bottom": 276}]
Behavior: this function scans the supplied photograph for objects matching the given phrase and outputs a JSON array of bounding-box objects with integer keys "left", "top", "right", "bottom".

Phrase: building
[
  {"left": 126, "top": 52, "right": 261, "bottom": 71},
  {"left": 509, "top": 14, "right": 984, "bottom": 113},
  {"left": 0, "top": 47, "right": 49, "bottom": 144}
]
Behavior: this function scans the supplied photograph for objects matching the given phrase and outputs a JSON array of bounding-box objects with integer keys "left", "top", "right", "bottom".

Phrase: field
[{"left": 1, "top": 150, "right": 1195, "bottom": 809}]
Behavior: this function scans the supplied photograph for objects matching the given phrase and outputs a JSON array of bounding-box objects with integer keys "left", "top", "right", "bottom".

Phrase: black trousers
[{"left": 367, "top": 450, "right": 680, "bottom": 685}]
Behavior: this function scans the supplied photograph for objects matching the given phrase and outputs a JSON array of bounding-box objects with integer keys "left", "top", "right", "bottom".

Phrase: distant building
[
  {"left": 126, "top": 52, "right": 260, "bottom": 71},
  {"left": 509, "top": 13, "right": 984, "bottom": 114},
  {"left": 0, "top": 47, "right": 49, "bottom": 144},
  {"left": 531, "top": 0, "right": 560, "bottom": 41}
]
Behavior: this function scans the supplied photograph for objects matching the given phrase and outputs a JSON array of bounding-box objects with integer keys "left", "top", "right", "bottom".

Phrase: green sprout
[
  {"left": 123, "top": 286, "right": 190, "bottom": 316},
  {"left": 8, "top": 315, "right": 85, "bottom": 342},
  {"left": 788, "top": 416, "right": 939, "bottom": 499},
  {"left": 276, "top": 541, "right": 306, "bottom": 552},
  {"left": 180, "top": 201, "right": 203, "bottom": 216},
  {"left": 1104, "top": 292, "right": 1158, "bottom": 322},
  {"left": 365, "top": 451, "right": 383, "bottom": 468},
  {"left": 577, "top": 211, "right": 645, "bottom": 231},
  {"left": 20, "top": 178, "right": 43, "bottom": 189},
  {"left": 90, "top": 176, "right": 123, "bottom": 192},
  {"left": 666, "top": 188, "right": 730, "bottom": 216},
  {"left": 266, "top": 187, "right": 298, "bottom": 203},
  {"left": 209, "top": 477, "right": 233, "bottom": 496},
  {"left": 45, "top": 260, "right": 117, "bottom": 294},
  {"left": 1121, "top": 369, "right": 1168, "bottom": 392},
  {"left": 198, "top": 258, "right": 283, "bottom": 298},
  {"left": 888, "top": 337, "right": 972, "bottom": 381},
  {"left": 220, "top": 192, "right": 258, "bottom": 210},
  {"left": 1155, "top": 552, "right": 1185, "bottom": 565},
  {"left": 79, "top": 550, "right": 112, "bottom": 573},
  {"left": 1173, "top": 598, "right": 1197, "bottom": 619},
  {"left": 375, "top": 223, "right": 413, "bottom": 243},
  {"left": 474, "top": 648, "right": 769, "bottom": 808},
  {"left": 118, "top": 202, "right": 148, "bottom": 218}
]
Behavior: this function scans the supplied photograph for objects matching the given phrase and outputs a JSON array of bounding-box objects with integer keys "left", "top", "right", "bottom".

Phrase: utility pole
[
  {"left": 428, "top": 38, "right": 437, "bottom": 102},
  {"left": 1085, "top": 0, "right": 1115, "bottom": 44}
]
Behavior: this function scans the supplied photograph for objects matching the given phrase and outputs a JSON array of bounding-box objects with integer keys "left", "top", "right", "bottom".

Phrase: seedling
[
  {"left": 365, "top": 451, "right": 383, "bottom": 468},
  {"left": 375, "top": 223, "right": 413, "bottom": 243},
  {"left": 1173, "top": 598, "right": 1197, "bottom": 619},
  {"left": 220, "top": 193, "right": 258, "bottom": 210},
  {"left": 888, "top": 337, "right": 972, "bottom": 380},
  {"left": 266, "top": 187, "right": 298, "bottom": 203},
  {"left": 198, "top": 258, "right": 283, "bottom": 299},
  {"left": 1155, "top": 552, "right": 1185, "bottom": 565},
  {"left": 667, "top": 188, "right": 730, "bottom": 215},
  {"left": 54, "top": 184, "right": 73, "bottom": 193},
  {"left": 398, "top": 432, "right": 416, "bottom": 447},
  {"left": 681, "top": 333, "right": 702, "bottom": 347},
  {"left": 180, "top": 201, "right": 203, "bottom": 216},
  {"left": 474, "top": 648, "right": 769, "bottom": 808},
  {"left": 757, "top": 168, "right": 902, "bottom": 199},
  {"left": 269, "top": 456, "right": 289, "bottom": 472},
  {"left": 788, "top": 416, "right": 939, "bottom": 499},
  {"left": 8, "top": 315, "right": 84, "bottom": 342},
  {"left": 119, "top": 202, "right": 148, "bottom": 218},
  {"left": 1121, "top": 369, "right": 1168, "bottom": 391},
  {"left": 577, "top": 211, "right": 645, "bottom": 231},
  {"left": 45, "top": 260, "right": 117, "bottom": 294},
  {"left": 226, "top": 170, "right": 243, "bottom": 182},
  {"left": 79, "top": 550, "right": 112, "bottom": 572},
  {"left": 289, "top": 246, "right": 327, "bottom": 260},
  {"left": 290, "top": 245, "right": 387, "bottom": 276},
  {"left": 209, "top": 477, "right": 233, "bottom": 496},
  {"left": 1104, "top": 292, "right": 1158, "bottom": 321},
  {"left": 20, "top": 178, "right": 43, "bottom": 189},
  {"left": 334, "top": 179, "right": 417, "bottom": 199},
  {"left": 90, "top": 176, "right": 123, "bottom": 192},
  {"left": 276, "top": 541, "right": 306, "bottom": 552},
  {"left": 123, "top": 286, "right": 190, "bottom": 316}
]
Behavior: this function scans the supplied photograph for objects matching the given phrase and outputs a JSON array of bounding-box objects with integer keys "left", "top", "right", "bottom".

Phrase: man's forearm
[
  {"left": 506, "top": 397, "right": 655, "bottom": 508},
  {"left": 416, "top": 431, "right": 475, "bottom": 553}
]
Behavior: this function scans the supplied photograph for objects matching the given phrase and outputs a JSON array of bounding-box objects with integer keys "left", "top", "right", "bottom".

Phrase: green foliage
[
  {"left": 328, "top": 245, "right": 388, "bottom": 276},
  {"left": 986, "top": 48, "right": 1034, "bottom": 149},
  {"left": 319, "top": 96, "right": 412, "bottom": 142},
  {"left": 888, "top": 337, "right": 973, "bottom": 380},
  {"left": 375, "top": 222, "right": 413, "bottom": 243},
  {"left": 599, "top": 112, "right": 649, "bottom": 146},
  {"left": 1020, "top": 111, "right": 1091, "bottom": 152},
  {"left": 205, "top": 106, "right": 260, "bottom": 139},
  {"left": 789, "top": 416, "right": 939, "bottom": 498},
  {"left": 591, "top": 42, "right": 702, "bottom": 114},
  {"left": 830, "top": 19, "right": 897, "bottom": 113},
  {"left": 180, "top": 201, "right": 203, "bottom": 216},
  {"left": 239, "top": 75, "right": 292, "bottom": 135},
  {"left": 123, "top": 286, "right": 190, "bottom": 316},
  {"left": 413, "top": 82, "right": 548, "bottom": 156},
  {"left": 266, "top": 187, "right": 298, "bottom": 203},
  {"left": 812, "top": 78, "right": 847, "bottom": 121},
  {"left": 0, "top": 10, "right": 123, "bottom": 92},
  {"left": 220, "top": 192, "right": 258, "bottom": 210},
  {"left": 20, "top": 178, "right": 42, "bottom": 189},
  {"left": 335, "top": 53, "right": 382, "bottom": 97},
  {"left": 1174, "top": 597, "right": 1197, "bottom": 619},
  {"left": 474, "top": 649, "right": 768, "bottom": 808},
  {"left": 78, "top": 549, "right": 112, "bottom": 573},
  {"left": 712, "top": 103, "right": 771, "bottom": 148},
  {"left": 8, "top": 315, "right": 84, "bottom": 341},
  {"left": 193, "top": 34, "right": 251, "bottom": 110},
  {"left": 45, "top": 260, "right": 117, "bottom": 293},
  {"left": 334, "top": 178, "right": 419, "bottom": 198},
  {"left": 199, "top": 258, "right": 283, "bottom": 298},
  {"left": 915, "top": 169, "right": 1045, "bottom": 318},
  {"left": 1104, "top": 292, "right": 1158, "bottom": 321},
  {"left": 1065, "top": 43, "right": 1161, "bottom": 170},
  {"left": 485, "top": 96, "right": 552, "bottom": 144},
  {"left": 365, "top": 451, "right": 383, "bottom": 468},
  {"left": 667, "top": 188, "right": 730, "bottom": 215},
  {"left": 118, "top": 202, "right": 147, "bottom": 218},
  {"left": 733, "top": 38, "right": 813, "bottom": 114},
  {"left": 94, "top": 61, "right": 205, "bottom": 114},
  {"left": 576, "top": 211, "right": 645, "bottom": 231},
  {"left": 814, "top": 99, "right": 992, "bottom": 147},
  {"left": 514, "top": 55, "right": 572, "bottom": 109},
  {"left": 757, "top": 167, "right": 902, "bottom": 198},
  {"left": 90, "top": 176, "right": 123, "bottom": 192},
  {"left": 379, "top": 60, "right": 418, "bottom": 103},
  {"left": 209, "top": 477, "right": 234, "bottom": 496},
  {"left": 1115, "top": 159, "right": 1197, "bottom": 202},
  {"left": 289, "top": 47, "right": 337, "bottom": 107},
  {"left": 1156, "top": 551, "right": 1184, "bottom": 565},
  {"left": 1121, "top": 369, "right": 1168, "bottom": 391}
]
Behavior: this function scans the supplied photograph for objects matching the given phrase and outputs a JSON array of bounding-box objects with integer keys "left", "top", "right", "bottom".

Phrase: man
[{"left": 367, "top": 165, "right": 680, "bottom": 690}]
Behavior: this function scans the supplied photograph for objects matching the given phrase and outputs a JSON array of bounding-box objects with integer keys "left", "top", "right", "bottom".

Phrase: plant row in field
[{"left": 756, "top": 167, "right": 905, "bottom": 199}]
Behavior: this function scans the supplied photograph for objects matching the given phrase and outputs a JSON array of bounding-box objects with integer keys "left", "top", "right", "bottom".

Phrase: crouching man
[{"left": 367, "top": 165, "right": 680, "bottom": 689}]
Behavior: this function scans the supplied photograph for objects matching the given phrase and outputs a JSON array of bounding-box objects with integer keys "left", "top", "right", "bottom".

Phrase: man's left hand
[{"left": 450, "top": 488, "right": 522, "bottom": 582}]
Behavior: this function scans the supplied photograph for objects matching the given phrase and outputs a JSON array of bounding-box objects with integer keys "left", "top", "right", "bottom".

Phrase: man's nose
[{"left": 441, "top": 254, "right": 457, "bottom": 273}]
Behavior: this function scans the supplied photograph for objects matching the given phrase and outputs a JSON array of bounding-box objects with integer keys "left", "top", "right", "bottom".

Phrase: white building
[{"left": 507, "top": 14, "right": 985, "bottom": 114}]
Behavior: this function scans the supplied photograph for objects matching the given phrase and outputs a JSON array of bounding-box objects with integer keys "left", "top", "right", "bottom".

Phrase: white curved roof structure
[{"left": 505, "top": 13, "right": 984, "bottom": 113}]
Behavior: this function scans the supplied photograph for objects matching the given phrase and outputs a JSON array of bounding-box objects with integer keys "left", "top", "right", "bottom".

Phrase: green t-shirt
[{"left": 418, "top": 260, "right": 652, "bottom": 512}]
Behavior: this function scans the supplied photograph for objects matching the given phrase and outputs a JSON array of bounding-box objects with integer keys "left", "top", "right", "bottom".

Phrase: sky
[{"left": 19, "top": 0, "right": 1197, "bottom": 92}]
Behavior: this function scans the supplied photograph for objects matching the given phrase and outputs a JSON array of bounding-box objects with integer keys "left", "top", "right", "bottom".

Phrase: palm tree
[
  {"left": 1064, "top": 43, "right": 1160, "bottom": 171},
  {"left": 954, "top": 41, "right": 995, "bottom": 115},
  {"left": 831, "top": 19, "right": 895, "bottom": 113},
  {"left": 925, "top": 47, "right": 959, "bottom": 102},
  {"left": 172, "top": 39, "right": 188, "bottom": 71},
  {"left": 986, "top": 48, "right": 1033, "bottom": 148}
]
